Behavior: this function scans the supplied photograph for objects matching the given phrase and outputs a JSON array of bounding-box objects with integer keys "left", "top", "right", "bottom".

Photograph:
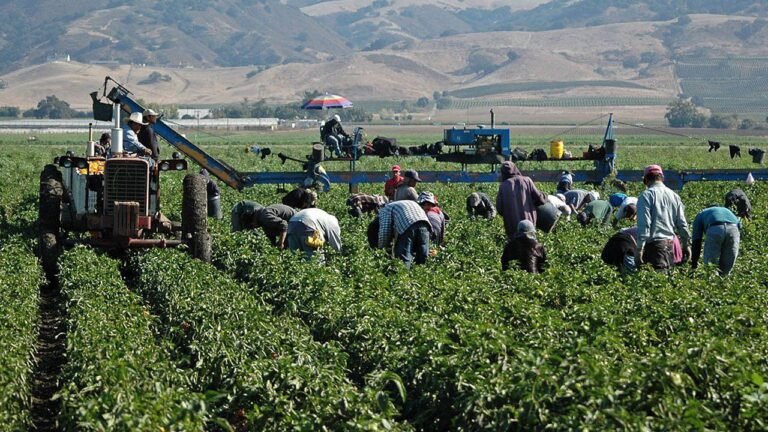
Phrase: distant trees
[
  {"left": 22, "top": 95, "right": 88, "bottom": 119},
  {"left": 665, "top": 99, "right": 706, "bottom": 127},
  {"left": 416, "top": 97, "right": 430, "bottom": 108},
  {"left": 138, "top": 72, "right": 172, "bottom": 85},
  {"left": 0, "top": 106, "right": 20, "bottom": 118}
]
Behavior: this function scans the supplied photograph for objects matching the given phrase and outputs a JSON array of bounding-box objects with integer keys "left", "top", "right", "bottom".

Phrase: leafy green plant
[
  {"left": 58, "top": 246, "right": 209, "bottom": 431},
  {"left": 0, "top": 239, "right": 43, "bottom": 430},
  {"left": 130, "top": 248, "right": 407, "bottom": 431}
]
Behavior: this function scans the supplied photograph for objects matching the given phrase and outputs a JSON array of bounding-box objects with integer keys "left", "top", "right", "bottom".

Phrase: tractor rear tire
[
  {"left": 182, "top": 174, "right": 211, "bottom": 262},
  {"left": 39, "top": 165, "right": 63, "bottom": 232}
]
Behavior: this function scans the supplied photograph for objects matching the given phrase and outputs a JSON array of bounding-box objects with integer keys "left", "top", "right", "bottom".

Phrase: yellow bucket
[{"left": 550, "top": 140, "right": 564, "bottom": 159}]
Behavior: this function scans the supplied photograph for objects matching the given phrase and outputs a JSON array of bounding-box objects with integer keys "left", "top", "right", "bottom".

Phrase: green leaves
[
  {"left": 58, "top": 247, "right": 209, "bottom": 431},
  {"left": 0, "top": 240, "right": 42, "bottom": 430}
]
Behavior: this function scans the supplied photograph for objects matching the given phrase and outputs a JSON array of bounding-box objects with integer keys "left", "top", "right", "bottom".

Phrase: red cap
[
  {"left": 644, "top": 164, "right": 663, "bottom": 177},
  {"left": 391, "top": 165, "right": 401, "bottom": 172}
]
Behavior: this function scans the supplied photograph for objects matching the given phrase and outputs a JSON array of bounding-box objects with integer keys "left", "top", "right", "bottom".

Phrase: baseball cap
[
  {"left": 644, "top": 164, "right": 664, "bottom": 177},
  {"left": 403, "top": 169, "right": 422, "bottom": 182},
  {"left": 417, "top": 192, "right": 437, "bottom": 205},
  {"left": 391, "top": 165, "right": 401, "bottom": 172}
]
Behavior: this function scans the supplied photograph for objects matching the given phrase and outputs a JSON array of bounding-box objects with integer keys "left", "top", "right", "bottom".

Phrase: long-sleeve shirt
[
  {"left": 636, "top": 182, "right": 691, "bottom": 253},
  {"left": 583, "top": 200, "right": 612, "bottom": 225},
  {"left": 467, "top": 192, "right": 497, "bottom": 219},
  {"left": 346, "top": 194, "right": 388, "bottom": 213},
  {"left": 425, "top": 208, "right": 447, "bottom": 245},
  {"left": 377, "top": 201, "right": 429, "bottom": 248},
  {"left": 724, "top": 189, "right": 752, "bottom": 218},
  {"left": 546, "top": 194, "right": 571, "bottom": 216},
  {"left": 564, "top": 189, "right": 590, "bottom": 210},
  {"left": 122, "top": 124, "right": 148, "bottom": 154},
  {"left": 496, "top": 173, "right": 546, "bottom": 239},
  {"left": 138, "top": 124, "right": 158, "bottom": 158},
  {"left": 231, "top": 201, "right": 263, "bottom": 232},
  {"left": 691, "top": 207, "right": 740, "bottom": 241},
  {"left": 614, "top": 197, "right": 638, "bottom": 221},
  {"left": 288, "top": 208, "right": 342, "bottom": 252},
  {"left": 256, "top": 204, "right": 296, "bottom": 234}
]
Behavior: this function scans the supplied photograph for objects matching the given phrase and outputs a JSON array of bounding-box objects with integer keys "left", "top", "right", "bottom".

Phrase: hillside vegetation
[{"left": 0, "top": 1, "right": 766, "bottom": 122}]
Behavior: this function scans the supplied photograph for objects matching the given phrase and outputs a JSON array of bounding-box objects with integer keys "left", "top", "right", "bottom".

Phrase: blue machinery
[{"left": 97, "top": 77, "right": 766, "bottom": 191}]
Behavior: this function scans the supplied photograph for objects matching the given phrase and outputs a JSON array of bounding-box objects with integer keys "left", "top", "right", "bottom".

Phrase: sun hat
[
  {"left": 127, "top": 112, "right": 147, "bottom": 125},
  {"left": 403, "top": 169, "right": 422, "bottom": 182},
  {"left": 417, "top": 192, "right": 437, "bottom": 205},
  {"left": 391, "top": 165, "right": 401, "bottom": 172},
  {"left": 143, "top": 108, "right": 159, "bottom": 117},
  {"left": 644, "top": 164, "right": 664, "bottom": 177}
]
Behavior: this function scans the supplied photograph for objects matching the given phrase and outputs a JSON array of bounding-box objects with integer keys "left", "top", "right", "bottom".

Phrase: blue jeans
[
  {"left": 325, "top": 135, "right": 342, "bottom": 157},
  {"left": 703, "top": 224, "right": 740, "bottom": 275},
  {"left": 394, "top": 221, "right": 430, "bottom": 268}
]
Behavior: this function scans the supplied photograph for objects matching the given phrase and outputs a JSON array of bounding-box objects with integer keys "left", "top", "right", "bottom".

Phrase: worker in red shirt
[{"left": 384, "top": 165, "right": 403, "bottom": 200}]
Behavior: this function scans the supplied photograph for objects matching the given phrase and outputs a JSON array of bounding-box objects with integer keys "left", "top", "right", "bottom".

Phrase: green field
[{"left": 1, "top": 130, "right": 767, "bottom": 430}]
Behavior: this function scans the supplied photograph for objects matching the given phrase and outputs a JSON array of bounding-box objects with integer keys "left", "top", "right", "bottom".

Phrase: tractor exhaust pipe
[
  {"left": 111, "top": 103, "right": 123, "bottom": 154},
  {"left": 490, "top": 109, "right": 495, "bottom": 129},
  {"left": 87, "top": 122, "right": 96, "bottom": 156}
]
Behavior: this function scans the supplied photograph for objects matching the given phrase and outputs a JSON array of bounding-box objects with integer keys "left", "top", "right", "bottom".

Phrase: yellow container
[{"left": 550, "top": 139, "right": 564, "bottom": 159}]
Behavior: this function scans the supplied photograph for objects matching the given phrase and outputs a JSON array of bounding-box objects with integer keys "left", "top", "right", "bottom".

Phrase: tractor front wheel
[{"left": 182, "top": 174, "right": 211, "bottom": 262}]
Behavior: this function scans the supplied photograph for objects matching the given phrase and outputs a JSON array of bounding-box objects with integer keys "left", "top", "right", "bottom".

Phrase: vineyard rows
[
  {"left": 676, "top": 57, "right": 768, "bottom": 115},
  {"left": 445, "top": 97, "right": 671, "bottom": 110}
]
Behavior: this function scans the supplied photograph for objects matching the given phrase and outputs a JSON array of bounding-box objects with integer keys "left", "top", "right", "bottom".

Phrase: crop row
[
  {"left": 676, "top": 58, "right": 768, "bottom": 80},
  {"left": 445, "top": 96, "right": 671, "bottom": 110},
  {"left": 58, "top": 246, "right": 208, "bottom": 431},
  {"left": 209, "top": 181, "right": 768, "bottom": 430},
  {"left": 130, "top": 248, "right": 406, "bottom": 431},
  {"left": 0, "top": 240, "right": 43, "bottom": 430},
  {"left": 445, "top": 81, "right": 649, "bottom": 99}
]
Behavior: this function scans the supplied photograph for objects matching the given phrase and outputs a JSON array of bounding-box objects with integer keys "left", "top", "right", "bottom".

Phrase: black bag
[{"left": 372, "top": 137, "right": 398, "bottom": 157}]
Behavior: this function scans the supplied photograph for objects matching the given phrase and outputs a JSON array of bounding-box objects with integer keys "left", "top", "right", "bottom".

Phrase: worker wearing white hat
[
  {"left": 320, "top": 113, "right": 350, "bottom": 157},
  {"left": 139, "top": 108, "right": 160, "bottom": 159},
  {"left": 122, "top": 112, "right": 152, "bottom": 155}
]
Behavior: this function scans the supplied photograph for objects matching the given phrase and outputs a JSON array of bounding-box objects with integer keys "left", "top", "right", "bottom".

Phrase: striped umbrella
[{"left": 301, "top": 94, "right": 353, "bottom": 110}]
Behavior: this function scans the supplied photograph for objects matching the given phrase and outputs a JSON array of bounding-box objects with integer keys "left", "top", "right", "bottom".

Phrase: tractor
[{"left": 38, "top": 104, "right": 211, "bottom": 275}]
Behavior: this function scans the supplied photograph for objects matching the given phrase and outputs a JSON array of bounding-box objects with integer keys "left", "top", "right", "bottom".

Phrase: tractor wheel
[
  {"left": 39, "top": 165, "right": 63, "bottom": 232},
  {"left": 182, "top": 174, "right": 211, "bottom": 262},
  {"left": 39, "top": 230, "right": 59, "bottom": 278}
]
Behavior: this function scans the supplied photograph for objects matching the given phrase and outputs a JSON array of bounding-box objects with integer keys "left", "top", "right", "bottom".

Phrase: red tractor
[{"left": 38, "top": 125, "right": 211, "bottom": 275}]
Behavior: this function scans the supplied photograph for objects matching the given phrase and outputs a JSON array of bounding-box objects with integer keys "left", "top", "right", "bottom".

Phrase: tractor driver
[
  {"left": 122, "top": 112, "right": 153, "bottom": 157},
  {"left": 321, "top": 114, "right": 349, "bottom": 158}
]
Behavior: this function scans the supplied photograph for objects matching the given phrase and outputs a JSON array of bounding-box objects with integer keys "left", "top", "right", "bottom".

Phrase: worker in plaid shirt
[
  {"left": 376, "top": 200, "right": 431, "bottom": 267},
  {"left": 346, "top": 193, "right": 389, "bottom": 217}
]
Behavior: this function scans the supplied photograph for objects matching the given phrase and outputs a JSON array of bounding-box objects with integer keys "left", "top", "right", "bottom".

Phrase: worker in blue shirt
[
  {"left": 690, "top": 206, "right": 741, "bottom": 275},
  {"left": 122, "top": 112, "right": 153, "bottom": 156}
]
